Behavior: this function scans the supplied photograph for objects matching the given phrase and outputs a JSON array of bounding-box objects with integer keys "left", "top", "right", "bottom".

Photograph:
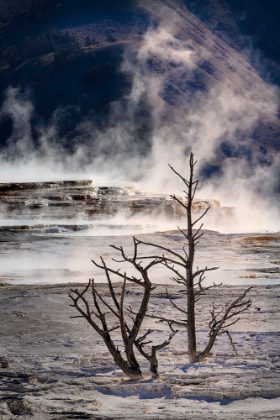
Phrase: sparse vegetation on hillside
[{"left": 6, "top": 29, "right": 80, "bottom": 67}]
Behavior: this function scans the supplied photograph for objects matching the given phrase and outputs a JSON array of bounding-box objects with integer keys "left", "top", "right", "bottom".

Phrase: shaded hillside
[
  {"left": 0, "top": 0, "right": 149, "bottom": 149},
  {"left": 185, "top": 0, "right": 280, "bottom": 84},
  {"left": 0, "top": 0, "right": 279, "bottom": 170}
]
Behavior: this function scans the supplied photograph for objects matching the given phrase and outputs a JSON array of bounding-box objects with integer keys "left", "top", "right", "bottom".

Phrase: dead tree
[
  {"left": 135, "top": 153, "right": 252, "bottom": 363},
  {"left": 69, "top": 238, "right": 177, "bottom": 379}
]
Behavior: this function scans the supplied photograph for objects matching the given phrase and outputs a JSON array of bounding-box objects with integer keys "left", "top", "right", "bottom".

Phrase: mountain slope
[{"left": 0, "top": 0, "right": 279, "bottom": 171}]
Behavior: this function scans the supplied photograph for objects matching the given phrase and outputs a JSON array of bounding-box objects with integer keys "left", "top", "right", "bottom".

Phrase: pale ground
[
  {"left": 0, "top": 230, "right": 280, "bottom": 419},
  {"left": 0, "top": 281, "right": 280, "bottom": 419}
]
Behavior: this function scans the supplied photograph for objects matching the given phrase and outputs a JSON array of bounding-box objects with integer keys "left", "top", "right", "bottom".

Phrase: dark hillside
[
  {"left": 0, "top": 0, "right": 279, "bottom": 170},
  {"left": 0, "top": 0, "right": 150, "bottom": 150},
  {"left": 185, "top": 0, "right": 280, "bottom": 84}
]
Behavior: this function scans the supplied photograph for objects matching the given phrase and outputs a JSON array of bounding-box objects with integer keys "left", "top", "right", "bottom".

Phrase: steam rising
[{"left": 0, "top": 13, "right": 280, "bottom": 233}]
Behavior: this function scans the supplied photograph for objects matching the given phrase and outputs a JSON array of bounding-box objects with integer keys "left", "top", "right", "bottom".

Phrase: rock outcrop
[{"left": 0, "top": 180, "right": 231, "bottom": 233}]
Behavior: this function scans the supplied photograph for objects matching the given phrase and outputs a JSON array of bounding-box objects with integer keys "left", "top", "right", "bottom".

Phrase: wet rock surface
[
  {"left": 0, "top": 180, "right": 229, "bottom": 238},
  {"left": 7, "top": 398, "right": 34, "bottom": 416},
  {"left": 0, "top": 180, "right": 279, "bottom": 286}
]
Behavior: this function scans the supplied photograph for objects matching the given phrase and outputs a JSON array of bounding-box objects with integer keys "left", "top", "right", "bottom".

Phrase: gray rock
[
  {"left": 0, "top": 356, "right": 9, "bottom": 368},
  {"left": 7, "top": 398, "right": 34, "bottom": 416}
]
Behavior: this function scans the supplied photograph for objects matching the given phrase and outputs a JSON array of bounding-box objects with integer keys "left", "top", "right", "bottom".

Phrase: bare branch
[
  {"left": 102, "top": 259, "right": 121, "bottom": 311},
  {"left": 101, "top": 325, "right": 121, "bottom": 335},
  {"left": 136, "top": 329, "right": 154, "bottom": 344},
  {"left": 223, "top": 330, "right": 238, "bottom": 356},
  {"left": 132, "top": 254, "right": 182, "bottom": 265},
  {"left": 145, "top": 311, "right": 187, "bottom": 328},
  {"left": 177, "top": 226, "right": 189, "bottom": 243},
  {"left": 197, "top": 287, "right": 253, "bottom": 361},
  {"left": 193, "top": 223, "right": 204, "bottom": 240},
  {"left": 92, "top": 258, "right": 143, "bottom": 286},
  {"left": 135, "top": 238, "right": 187, "bottom": 265},
  {"left": 194, "top": 282, "right": 222, "bottom": 297},
  {"left": 166, "top": 289, "right": 188, "bottom": 316},
  {"left": 169, "top": 164, "right": 190, "bottom": 188},
  {"left": 191, "top": 181, "right": 199, "bottom": 201},
  {"left": 94, "top": 288, "right": 120, "bottom": 319},
  {"left": 162, "top": 260, "right": 186, "bottom": 283},
  {"left": 192, "top": 206, "right": 210, "bottom": 227},
  {"left": 193, "top": 266, "right": 219, "bottom": 279},
  {"left": 170, "top": 194, "right": 188, "bottom": 211},
  {"left": 218, "top": 318, "right": 240, "bottom": 330}
]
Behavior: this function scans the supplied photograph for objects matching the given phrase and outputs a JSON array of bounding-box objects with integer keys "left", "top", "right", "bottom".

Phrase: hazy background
[{"left": 0, "top": 0, "right": 280, "bottom": 232}]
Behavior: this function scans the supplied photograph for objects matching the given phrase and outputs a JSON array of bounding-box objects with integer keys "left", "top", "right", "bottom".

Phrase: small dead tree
[
  {"left": 69, "top": 239, "right": 176, "bottom": 379},
  {"left": 135, "top": 153, "right": 252, "bottom": 363}
]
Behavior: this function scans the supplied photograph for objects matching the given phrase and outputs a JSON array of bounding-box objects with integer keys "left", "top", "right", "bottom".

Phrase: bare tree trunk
[
  {"left": 70, "top": 238, "right": 176, "bottom": 379},
  {"left": 187, "top": 283, "right": 197, "bottom": 363},
  {"left": 138, "top": 153, "right": 252, "bottom": 364},
  {"left": 186, "top": 153, "right": 197, "bottom": 363},
  {"left": 70, "top": 153, "right": 252, "bottom": 375},
  {"left": 150, "top": 347, "right": 159, "bottom": 378},
  {"left": 135, "top": 328, "right": 177, "bottom": 378},
  {"left": 103, "top": 333, "right": 143, "bottom": 380},
  {"left": 69, "top": 280, "right": 144, "bottom": 380}
]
